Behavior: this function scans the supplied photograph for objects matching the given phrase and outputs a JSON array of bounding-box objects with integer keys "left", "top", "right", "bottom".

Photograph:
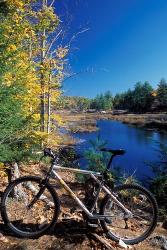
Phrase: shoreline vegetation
[{"left": 60, "top": 111, "right": 167, "bottom": 134}]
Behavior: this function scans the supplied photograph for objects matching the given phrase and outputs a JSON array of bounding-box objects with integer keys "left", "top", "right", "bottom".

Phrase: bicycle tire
[
  {"left": 100, "top": 184, "right": 158, "bottom": 245},
  {"left": 1, "top": 176, "right": 60, "bottom": 238}
]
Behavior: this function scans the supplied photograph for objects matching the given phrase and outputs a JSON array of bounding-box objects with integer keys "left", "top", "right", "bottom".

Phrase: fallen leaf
[{"left": 0, "top": 233, "right": 8, "bottom": 243}]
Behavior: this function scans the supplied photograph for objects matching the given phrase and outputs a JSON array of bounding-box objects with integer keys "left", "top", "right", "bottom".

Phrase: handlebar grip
[{"left": 44, "top": 148, "right": 55, "bottom": 158}]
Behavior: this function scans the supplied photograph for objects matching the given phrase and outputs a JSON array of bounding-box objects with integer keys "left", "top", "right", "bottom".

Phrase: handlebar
[{"left": 43, "top": 147, "right": 125, "bottom": 171}]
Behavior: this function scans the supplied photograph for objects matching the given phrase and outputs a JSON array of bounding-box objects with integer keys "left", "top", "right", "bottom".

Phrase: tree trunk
[
  {"left": 5, "top": 162, "right": 20, "bottom": 184},
  {"left": 40, "top": 69, "right": 45, "bottom": 132},
  {"left": 40, "top": 0, "right": 47, "bottom": 132},
  {"left": 11, "top": 162, "right": 20, "bottom": 180},
  {"left": 6, "top": 162, "right": 24, "bottom": 198},
  {"left": 47, "top": 71, "right": 51, "bottom": 134},
  {"left": 29, "top": 35, "right": 32, "bottom": 61},
  {"left": 40, "top": 28, "right": 46, "bottom": 132}
]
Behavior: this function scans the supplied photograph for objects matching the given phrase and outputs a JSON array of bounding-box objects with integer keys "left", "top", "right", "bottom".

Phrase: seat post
[{"left": 106, "top": 154, "right": 115, "bottom": 170}]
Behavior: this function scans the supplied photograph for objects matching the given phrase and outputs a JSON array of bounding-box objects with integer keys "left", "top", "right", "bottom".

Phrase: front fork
[{"left": 27, "top": 178, "right": 49, "bottom": 209}]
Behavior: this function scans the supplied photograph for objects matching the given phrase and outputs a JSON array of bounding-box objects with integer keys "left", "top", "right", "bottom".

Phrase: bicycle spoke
[
  {"left": 4, "top": 179, "right": 56, "bottom": 235},
  {"left": 100, "top": 184, "right": 157, "bottom": 244}
]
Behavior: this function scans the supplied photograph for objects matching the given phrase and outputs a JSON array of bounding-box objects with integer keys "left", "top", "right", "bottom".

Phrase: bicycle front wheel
[
  {"left": 100, "top": 184, "right": 158, "bottom": 245},
  {"left": 1, "top": 176, "right": 60, "bottom": 238}
]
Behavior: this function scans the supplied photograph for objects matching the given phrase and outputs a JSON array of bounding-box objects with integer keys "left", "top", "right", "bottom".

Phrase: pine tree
[{"left": 157, "top": 78, "right": 167, "bottom": 110}]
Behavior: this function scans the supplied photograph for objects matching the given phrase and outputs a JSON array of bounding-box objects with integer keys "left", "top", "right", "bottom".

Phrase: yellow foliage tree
[
  {"left": 24, "top": 0, "right": 69, "bottom": 144},
  {"left": 2, "top": 0, "right": 70, "bottom": 149}
]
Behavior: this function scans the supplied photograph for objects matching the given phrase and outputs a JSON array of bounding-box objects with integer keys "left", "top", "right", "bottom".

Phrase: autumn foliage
[{"left": 0, "top": 0, "right": 69, "bottom": 174}]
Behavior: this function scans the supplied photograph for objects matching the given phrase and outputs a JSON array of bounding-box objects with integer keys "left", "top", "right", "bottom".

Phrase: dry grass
[{"left": 61, "top": 112, "right": 167, "bottom": 133}]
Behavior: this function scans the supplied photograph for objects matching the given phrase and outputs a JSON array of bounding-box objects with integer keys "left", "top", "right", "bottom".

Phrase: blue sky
[{"left": 56, "top": 0, "right": 167, "bottom": 98}]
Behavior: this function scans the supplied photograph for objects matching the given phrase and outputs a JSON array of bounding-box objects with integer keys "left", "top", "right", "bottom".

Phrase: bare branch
[
  {"left": 90, "top": 233, "right": 115, "bottom": 250},
  {"left": 49, "top": 27, "right": 90, "bottom": 59},
  {"left": 49, "top": 0, "right": 55, "bottom": 7},
  {"left": 45, "top": 29, "right": 63, "bottom": 58},
  {"left": 68, "top": 27, "right": 90, "bottom": 48}
]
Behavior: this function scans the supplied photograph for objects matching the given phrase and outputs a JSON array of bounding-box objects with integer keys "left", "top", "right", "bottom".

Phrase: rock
[
  {"left": 162, "top": 220, "right": 167, "bottom": 230},
  {"left": 118, "top": 239, "right": 128, "bottom": 249},
  {"left": 0, "top": 233, "right": 8, "bottom": 243},
  {"left": 150, "top": 235, "right": 167, "bottom": 250},
  {"left": 13, "top": 242, "right": 28, "bottom": 250},
  {"left": 49, "top": 240, "right": 77, "bottom": 250}
]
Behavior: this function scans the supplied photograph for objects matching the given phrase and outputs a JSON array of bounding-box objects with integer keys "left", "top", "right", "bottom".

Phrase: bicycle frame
[{"left": 51, "top": 165, "right": 133, "bottom": 220}]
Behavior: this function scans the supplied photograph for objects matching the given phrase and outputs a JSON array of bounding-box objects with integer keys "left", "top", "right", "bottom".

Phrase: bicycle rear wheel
[
  {"left": 1, "top": 176, "right": 60, "bottom": 238},
  {"left": 100, "top": 184, "right": 158, "bottom": 245}
]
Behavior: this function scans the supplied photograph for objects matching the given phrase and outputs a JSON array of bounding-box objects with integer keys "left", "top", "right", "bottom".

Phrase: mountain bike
[{"left": 1, "top": 148, "right": 158, "bottom": 245}]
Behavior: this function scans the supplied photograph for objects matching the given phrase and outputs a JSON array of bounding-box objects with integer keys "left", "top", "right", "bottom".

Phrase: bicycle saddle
[{"left": 100, "top": 148, "right": 126, "bottom": 155}]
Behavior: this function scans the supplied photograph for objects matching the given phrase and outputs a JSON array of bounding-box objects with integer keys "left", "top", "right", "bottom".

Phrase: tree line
[
  {"left": 58, "top": 79, "right": 167, "bottom": 112},
  {"left": 113, "top": 79, "right": 167, "bottom": 112}
]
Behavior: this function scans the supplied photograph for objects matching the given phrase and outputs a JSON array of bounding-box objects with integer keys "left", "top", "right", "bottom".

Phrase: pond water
[{"left": 72, "top": 120, "right": 167, "bottom": 180}]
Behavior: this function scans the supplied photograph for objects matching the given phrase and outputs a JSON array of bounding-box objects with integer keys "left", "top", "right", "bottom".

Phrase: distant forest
[{"left": 57, "top": 78, "right": 167, "bottom": 113}]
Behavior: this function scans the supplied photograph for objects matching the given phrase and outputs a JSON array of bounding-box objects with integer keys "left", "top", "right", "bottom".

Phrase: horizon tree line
[{"left": 57, "top": 78, "right": 167, "bottom": 113}]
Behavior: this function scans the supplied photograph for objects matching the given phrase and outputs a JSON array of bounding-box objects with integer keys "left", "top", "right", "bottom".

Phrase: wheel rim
[
  {"left": 4, "top": 179, "right": 56, "bottom": 236},
  {"left": 103, "top": 186, "right": 156, "bottom": 241}
]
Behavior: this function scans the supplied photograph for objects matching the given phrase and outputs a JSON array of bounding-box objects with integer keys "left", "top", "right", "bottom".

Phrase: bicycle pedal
[{"left": 87, "top": 222, "right": 99, "bottom": 228}]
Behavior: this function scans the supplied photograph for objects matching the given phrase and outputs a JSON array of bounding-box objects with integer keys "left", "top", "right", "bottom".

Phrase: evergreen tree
[
  {"left": 124, "top": 89, "right": 134, "bottom": 111},
  {"left": 104, "top": 91, "right": 113, "bottom": 110},
  {"left": 157, "top": 78, "right": 167, "bottom": 110},
  {"left": 113, "top": 82, "right": 154, "bottom": 112},
  {"left": 91, "top": 91, "right": 113, "bottom": 110}
]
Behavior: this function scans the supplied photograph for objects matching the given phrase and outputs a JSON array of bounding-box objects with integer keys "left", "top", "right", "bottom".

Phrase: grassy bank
[
  {"left": 60, "top": 112, "right": 167, "bottom": 133},
  {"left": 62, "top": 112, "right": 99, "bottom": 133},
  {"left": 110, "top": 113, "right": 167, "bottom": 132}
]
